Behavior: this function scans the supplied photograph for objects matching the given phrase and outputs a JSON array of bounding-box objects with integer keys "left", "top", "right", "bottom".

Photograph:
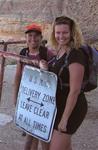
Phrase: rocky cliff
[{"left": 0, "top": 0, "right": 98, "bottom": 44}]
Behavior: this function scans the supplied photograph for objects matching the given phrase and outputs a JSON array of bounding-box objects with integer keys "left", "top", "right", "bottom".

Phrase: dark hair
[{"left": 55, "top": 16, "right": 74, "bottom": 31}]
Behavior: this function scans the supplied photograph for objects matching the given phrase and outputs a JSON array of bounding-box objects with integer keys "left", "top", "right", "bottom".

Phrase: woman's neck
[
  {"left": 56, "top": 46, "right": 70, "bottom": 59},
  {"left": 58, "top": 46, "right": 70, "bottom": 54}
]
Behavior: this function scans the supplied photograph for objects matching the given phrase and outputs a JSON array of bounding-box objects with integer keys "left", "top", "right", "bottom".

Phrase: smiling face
[
  {"left": 25, "top": 31, "right": 42, "bottom": 50},
  {"left": 54, "top": 24, "right": 71, "bottom": 47}
]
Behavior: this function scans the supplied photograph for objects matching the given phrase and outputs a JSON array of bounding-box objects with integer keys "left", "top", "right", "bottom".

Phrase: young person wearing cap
[{"left": 14, "top": 23, "right": 54, "bottom": 150}]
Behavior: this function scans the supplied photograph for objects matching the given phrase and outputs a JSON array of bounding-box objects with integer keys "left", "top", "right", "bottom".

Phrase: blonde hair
[{"left": 50, "top": 16, "right": 84, "bottom": 50}]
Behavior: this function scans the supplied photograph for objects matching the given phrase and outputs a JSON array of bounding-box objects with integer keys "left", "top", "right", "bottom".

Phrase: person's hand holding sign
[
  {"left": 39, "top": 59, "right": 48, "bottom": 71},
  {"left": 31, "top": 59, "right": 39, "bottom": 67}
]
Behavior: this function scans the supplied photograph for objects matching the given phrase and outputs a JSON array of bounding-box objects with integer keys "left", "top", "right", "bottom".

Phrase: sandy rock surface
[{"left": 0, "top": 65, "right": 98, "bottom": 150}]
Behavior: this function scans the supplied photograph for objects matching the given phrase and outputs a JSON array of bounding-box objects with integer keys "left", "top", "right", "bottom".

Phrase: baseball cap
[{"left": 25, "top": 23, "right": 42, "bottom": 34}]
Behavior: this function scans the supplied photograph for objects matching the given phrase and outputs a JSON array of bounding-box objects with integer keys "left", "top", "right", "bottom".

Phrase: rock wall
[{"left": 0, "top": 0, "right": 98, "bottom": 44}]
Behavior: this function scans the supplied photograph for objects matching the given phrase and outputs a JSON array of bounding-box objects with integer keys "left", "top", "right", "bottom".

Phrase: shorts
[{"left": 54, "top": 92, "right": 88, "bottom": 134}]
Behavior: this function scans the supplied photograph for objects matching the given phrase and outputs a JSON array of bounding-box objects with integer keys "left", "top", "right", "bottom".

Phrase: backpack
[
  {"left": 80, "top": 45, "right": 98, "bottom": 92},
  {"left": 58, "top": 45, "right": 98, "bottom": 92},
  {"left": 20, "top": 45, "right": 47, "bottom": 60}
]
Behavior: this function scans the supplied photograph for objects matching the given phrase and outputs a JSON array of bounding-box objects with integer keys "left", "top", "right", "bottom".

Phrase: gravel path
[{"left": 0, "top": 65, "right": 98, "bottom": 150}]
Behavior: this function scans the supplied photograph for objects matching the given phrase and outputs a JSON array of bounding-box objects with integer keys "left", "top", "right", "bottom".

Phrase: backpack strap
[
  {"left": 58, "top": 50, "right": 71, "bottom": 76},
  {"left": 58, "top": 50, "right": 72, "bottom": 89},
  {"left": 20, "top": 48, "right": 29, "bottom": 56}
]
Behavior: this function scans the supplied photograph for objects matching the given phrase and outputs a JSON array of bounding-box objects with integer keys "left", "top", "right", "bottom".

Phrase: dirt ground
[{"left": 0, "top": 65, "right": 98, "bottom": 150}]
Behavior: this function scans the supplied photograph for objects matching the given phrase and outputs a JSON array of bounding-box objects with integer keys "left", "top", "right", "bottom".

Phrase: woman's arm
[
  {"left": 13, "top": 61, "right": 22, "bottom": 106},
  {"left": 58, "top": 63, "right": 84, "bottom": 132}
]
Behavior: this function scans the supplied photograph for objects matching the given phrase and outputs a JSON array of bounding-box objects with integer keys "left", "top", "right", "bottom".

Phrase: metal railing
[{"left": 0, "top": 40, "right": 27, "bottom": 101}]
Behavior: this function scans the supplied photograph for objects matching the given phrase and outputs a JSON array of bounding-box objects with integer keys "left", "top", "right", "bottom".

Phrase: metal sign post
[{"left": 15, "top": 65, "right": 57, "bottom": 142}]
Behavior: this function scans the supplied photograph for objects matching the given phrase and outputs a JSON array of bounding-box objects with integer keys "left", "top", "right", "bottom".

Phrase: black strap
[
  {"left": 58, "top": 50, "right": 72, "bottom": 90},
  {"left": 58, "top": 50, "right": 71, "bottom": 76}
]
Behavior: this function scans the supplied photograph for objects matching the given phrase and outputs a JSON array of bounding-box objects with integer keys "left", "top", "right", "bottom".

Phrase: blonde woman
[{"left": 47, "top": 16, "right": 88, "bottom": 150}]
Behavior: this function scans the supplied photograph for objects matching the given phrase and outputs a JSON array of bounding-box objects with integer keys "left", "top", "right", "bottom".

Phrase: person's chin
[
  {"left": 31, "top": 45, "right": 38, "bottom": 49},
  {"left": 59, "top": 43, "right": 67, "bottom": 47}
]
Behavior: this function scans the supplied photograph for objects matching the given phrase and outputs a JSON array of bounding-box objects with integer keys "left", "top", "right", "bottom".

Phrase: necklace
[
  {"left": 56, "top": 48, "right": 66, "bottom": 60},
  {"left": 56, "top": 47, "right": 71, "bottom": 60},
  {"left": 56, "top": 48, "right": 62, "bottom": 60},
  {"left": 56, "top": 55, "right": 61, "bottom": 60}
]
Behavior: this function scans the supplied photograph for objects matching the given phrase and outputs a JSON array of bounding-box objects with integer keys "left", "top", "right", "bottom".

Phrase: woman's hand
[
  {"left": 58, "top": 117, "right": 68, "bottom": 132},
  {"left": 39, "top": 59, "right": 48, "bottom": 71}
]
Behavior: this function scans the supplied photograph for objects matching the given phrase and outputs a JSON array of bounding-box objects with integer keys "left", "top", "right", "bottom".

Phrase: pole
[{"left": 0, "top": 43, "right": 7, "bottom": 102}]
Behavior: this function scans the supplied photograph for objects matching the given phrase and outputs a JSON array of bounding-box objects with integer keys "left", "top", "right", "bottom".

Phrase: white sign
[{"left": 14, "top": 65, "right": 57, "bottom": 142}]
